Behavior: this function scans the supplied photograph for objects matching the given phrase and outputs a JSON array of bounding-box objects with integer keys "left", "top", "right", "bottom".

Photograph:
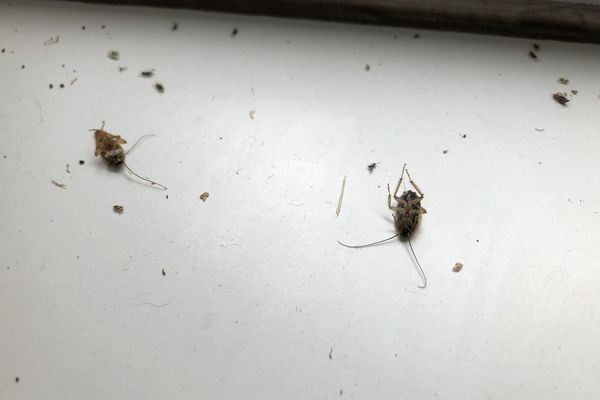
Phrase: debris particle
[
  {"left": 413, "top": 33, "right": 420, "bottom": 38},
  {"left": 113, "top": 205, "right": 124, "bottom": 214},
  {"left": 49, "top": 83, "right": 53, "bottom": 89},
  {"left": 70, "top": 77, "right": 77, "bottom": 85},
  {"left": 367, "top": 162, "right": 377, "bottom": 173},
  {"left": 571, "top": 89, "right": 578, "bottom": 95},
  {"left": 118, "top": 66, "right": 127, "bottom": 72},
  {"left": 107, "top": 50, "right": 119, "bottom": 61},
  {"left": 339, "top": 389, "right": 343, "bottom": 396},
  {"left": 154, "top": 83, "right": 165, "bottom": 93},
  {"left": 21, "top": 64, "right": 25, "bottom": 69},
  {"left": 59, "top": 83, "right": 64, "bottom": 88},
  {"left": 15, "top": 377, "right": 19, "bottom": 383},
  {"left": 231, "top": 27, "right": 238, "bottom": 37},
  {"left": 171, "top": 21, "right": 179, "bottom": 31},
  {"left": 336, "top": 176, "right": 346, "bottom": 217},
  {"left": 44, "top": 35, "right": 60, "bottom": 46},
  {"left": 452, "top": 262, "right": 464, "bottom": 273},
  {"left": 162, "top": 268, "right": 166, "bottom": 276},
  {"left": 1, "top": 48, "right": 5, "bottom": 53},
  {"left": 365, "top": 64, "right": 370, "bottom": 71},
  {"left": 528, "top": 51, "right": 538, "bottom": 60},
  {"left": 329, "top": 348, "right": 333, "bottom": 360},
  {"left": 166, "top": 194, "right": 169, "bottom": 199},
  {"left": 533, "top": 43, "right": 540, "bottom": 51},
  {"left": 101, "top": 25, "right": 106, "bottom": 29},
  {"left": 461, "top": 134, "right": 467, "bottom": 138},
  {"left": 558, "top": 77, "right": 569, "bottom": 85},
  {"left": 82, "top": 25, "right": 86, "bottom": 30},
  {"left": 139, "top": 69, "right": 155, "bottom": 77},
  {"left": 249, "top": 110, "right": 255, "bottom": 119},
  {"left": 534, "top": 128, "right": 545, "bottom": 132},
  {"left": 66, "top": 163, "right": 70, "bottom": 173},
  {"left": 79, "top": 160, "right": 85, "bottom": 165},
  {"left": 51, "top": 180, "right": 66, "bottom": 188},
  {"left": 443, "top": 150, "right": 449, "bottom": 154},
  {"left": 199, "top": 192, "right": 210, "bottom": 202},
  {"left": 552, "top": 92, "right": 570, "bottom": 106}
]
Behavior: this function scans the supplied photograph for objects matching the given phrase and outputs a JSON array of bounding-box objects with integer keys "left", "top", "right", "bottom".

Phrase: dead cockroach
[
  {"left": 91, "top": 122, "right": 167, "bottom": 190},
  {"left": 338, "top": 164, "right": 427, "bottom": 288}
]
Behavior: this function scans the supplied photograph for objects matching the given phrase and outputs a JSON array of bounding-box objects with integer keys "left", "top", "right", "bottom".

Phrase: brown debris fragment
[
  {"left": 43, "top": 35, "right": 60, "bottom": 46},
  {"left": 571, "top": 89, "right": 578, "bottom": 95},
  {"left": 558, "top": 77, "right": 569, "bottom": 85},
  {"left": 140, "top": 69, "right": 155, "bottom": 78},
  {"left": 51, "top": 180, "right": 66, "bottom": 188},
  {"left": 528, "top": 51, "right": 538, "bottom": 60},
  {"left": 107, "top": 50, "right": 119, "bottom": 61},
  {"left": 199, "top": 192, "right": 210, "bottom": 202},
  {"left": 154, "top": 83, "right": 164, "bottom": 93},
  {"left": 552, "top": 92, "right": 570, "bottom": 106},
  {"left": 452, "top": 262, "right": 464, "bottom": 273},
  {"left": 249, "top": 110, "right": 255, "bottom": 119},
  {"left": 113, "top": 205, "right": 124, "bottom": 214},
  {"left": 231, "top": 27, "right": 238, "bottom": 37},
  {"left": 367, "top": 163, "right": 377, "bottom": 173}
]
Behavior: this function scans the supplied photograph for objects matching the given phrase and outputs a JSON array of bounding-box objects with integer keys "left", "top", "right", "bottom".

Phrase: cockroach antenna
[{"left": 338, "top": 163, "right": 428, "bottom": 288}]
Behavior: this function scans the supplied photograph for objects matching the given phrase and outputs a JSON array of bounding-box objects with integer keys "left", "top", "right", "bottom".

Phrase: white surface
[{"left": 1, "top": 1, "right": 600, "bottom": 399}]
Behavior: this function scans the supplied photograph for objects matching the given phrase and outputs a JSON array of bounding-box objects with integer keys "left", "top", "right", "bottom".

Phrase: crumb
[
  {"left": 44, "top": 35, "right": 60, "bottom": 46},
  {"left": 162, "top": 268, "right": 166, "bottom": 276},
  {"left": 558, "top": 77, "right": 569, "bottom": 85},
  {"left": 199, "top": 192, "right": 209, "bottom": 202},
  {"left": 107, "top": 50, "right": 119, "bottom": 61},
  {"left": 365, "top": 64, "right": 370, "bottom": 71},
  {"left": 79, "top": 160, "right": 85, "bottom": 165},
  {"left": 571, "top": 89, "right": 578, "bottom": 95},
  {"left": 49, "top": 83, "right": 53, "bottom": 89},
  {"left": 21, "top": 64, "right": 25, "bottom": 69},
  {"left": 552, "top": 92, "right": 570, "bottom": 106},
  {"left": 154, "top": 83, "right": 165, "bottom": 93},
  {"left": 15, "top": 377, "right": 19, "bottom": 383},
  {"left": 452, "top": 262, "right": 463, "bottom": 273},
  {"left": 51, "top": 180, "right": 66, "bottom": 188},
  {"left": 367, "top": 163, "right": 377, "bottom": 172},
  {"left": 66, "top": 163, "right": 70, "bottom": 173},
  {"left": 231, "top": 27, "right": 238, "bottom": 37},
  {"left": 1, "top": 48, "right": 5, "bottom": 53},
  {"left": 140, "top": 69, "right": 155, "bottom": 77},
  {"left": 59, "top": 83, "right": 64, "bottom": 88},
  {"left": 82, "top": 25, "right": 86, "bottom": 30},
  {"left": 118, "top": 66, "right": 127, "bottom": 72},
  {"left": 443, "top": 150, "right": 449, "bottom": 154},
  {"left": 249, "top": 110, "right": 255, "bottom": 119},
  {"left": 172, "top": 21, "right": 179, "bottom": 31},
  {"left": 113, "top": 205, "right": 124, "bottom": 214},
  {"left": 329, "top": 348, "right": 333, "bottom": 360},
  {"left": 413, "top": 33, "right": 420, "bottom": 38},
  {"left": 166, "top": 194, "right": 169, "bottom": 199},
  {"left": 461, "top": 134, "right": 467, "bottom": 138},
  {"left": 529, "top": 51, "right": 538, "bottom": 60},
  {"left": 533, "top": 43, "right": 540, "bottom": 51},
  {"left": 101, "top": 25, "right": 106, "bottom": 29}
]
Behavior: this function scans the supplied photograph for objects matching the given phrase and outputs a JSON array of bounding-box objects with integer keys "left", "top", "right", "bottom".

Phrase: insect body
[
  {"left": 338, "top": 164, "right": 427, "bottom": 288},
  {"left": 91, "top": 122, "right": 167, "bottom": 190}
]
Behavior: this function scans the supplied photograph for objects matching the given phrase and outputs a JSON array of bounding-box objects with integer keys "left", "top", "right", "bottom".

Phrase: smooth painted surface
[{"left": 1, "top": 1, "right": 600, "bottom": 399}]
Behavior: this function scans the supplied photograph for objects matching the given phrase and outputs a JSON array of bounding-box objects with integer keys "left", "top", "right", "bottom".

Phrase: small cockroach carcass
[
  {"left": 91, "top": 122, "right": 167, "bottom": 190},
  {"left": 338, "top": 164, "right": 428, "bottom": 288}
]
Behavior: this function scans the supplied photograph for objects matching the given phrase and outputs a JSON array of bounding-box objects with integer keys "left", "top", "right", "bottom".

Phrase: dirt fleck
[
  {"left": 443, "top": 150, "right": 449, "bottom": 154},
  {"left": 107, "top": 50, "right": 119, "bottom": 61},
  {"left": 533, "top": 43, "right": 540, "bottom": 51},
  {"left": 413, "top": 33, "right": 420, "bottom": 38},
  {"left": 82, "top": 25, "right": 86, "bottom": 30},
  {"left": 162, "top": 268, "right": 166, "bottom": 276},
  {"left": 59, "top": 83, "right": 64, "bottom": 88},
  {"left": 49, "top": 83, "right": 53, "bottom": 89},
  {"left": 21, "top": 64, "right": 25, "bottom": 69},
  {"left": 329, "top": 348, "right": 333, "bottom": 359},
  {"left": 113, "top": 205, "right": 124, "bottom": 214},
  {"left": 534, "top": 128, "right": 545, "bottom": 132},
  {"left": 70, "top": 77, "right": 78, "bottom": 86},
  {"left": 552, "top": 92, "right": 570, "bottom": 106},
  {"left": 172, "top": 21, "right": 179, "bottom": 31},
  {"left": 66, "top": 164, "right": 71, "bottom": 173},
  {"left": 15, "top": 377, "right": 19, "bottom": 383},
  {"left": 365, "top": 64, "right": 370, "bottom": 71},
  {"left": 231, "top": 27, "right": 238, "bottom": 37},
  {"left": 1, "top": 48, "right": 5, "bottom": 53},
  {"left": 51, "top": 180, "right": 66, "bottom": 188},
  {"left": 339, "top": 389, "right": 343, "bottom": 396},
  {"left": 367, "top": 163, "right": 377, "bottom": 173},
  {"left": 528, "top": 51, "right": 538, "bottom": 60},
  {"left": 154, "top": 83, "right": 165, "bottom": 93},
  {"left": 452, "top": 262, "right": 463, "bottom": 273},
  {"left": 101, "top": 25, "right": 106, "bottom": 29},
  {"left": 558, "top": 77, "right": 569, "bottom": 85},
  {"left": 199, "top": 192, "right": 210, "bottom": 202},
  {"left": 118, "top": 66, "right": 127, "bottom": 72},
  {"left": 571, "top": 89, "right": 578, "bottom": 95},
  {"left": 79, "top": 160, "right": 85, "bottom": 165},
  {"left": 140, "top": 69, "right": 155, "bottom": 78},
  {"left": 461, "top": 134, "right": 467, "bottom": 138},
  {"left": 44, "top": 35, "right": 60, "bottom": 46},
  {"left": 249, "top": 110, "right": 255, "bottom": 119}
]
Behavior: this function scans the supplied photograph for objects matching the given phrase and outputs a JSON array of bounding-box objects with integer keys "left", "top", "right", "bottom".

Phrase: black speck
[
  {"left": 154, "top": 83, "right": 165, "bottom": 93},
  {"left": 393, "top": 34, "right": 397, "bottom": 39},
  {"left": 3, "top": 155, "right": 6, "bottom": 158},
  {"left": 529, "top": 50, "right": 538, "bottom": 60},
  {"left": 21, "top": 64, "right": 25, "bottom": 69},
  {"left": 162, "top": 268, "right": 166, "bottom": 276},
  {"left": 1, "top": 48, "right": 5, "bottom": 53},
  {"left": 172, "top": 21, "right": 179, "bottom": 31},
  {"left": 15, "top": 377, "right": 19, "bottom": 383},
  {"left": 101, "top": 25, "right": 106, "bottom": 29},
  {"left": 79, "top": 160, "right": 85, "bottom": 165},
  {"left": 461, "top": 134, "right": 467, "bottom": 138},
  {"left": 443, "top": 150, "right": 449, "bottom": 154},
  {"left": 476, "top": 239, "right": 479, "bottom": 243},
  {"left": 365, "top": 64, "right": 370, "bottom": 71},
  {"left": 82, "top": 25, "right": 86, "bottom": 30},
  {"left": 219, "top": 136, "right": 223, "bottom": 140},
  {"left": 328, "top": 348, "right": 333, "bottom": 360},
  {"left": 118, "top": 66, "right": 127, "bottom": 72},
  {"left": 166, "top": 194, "right": 169, "bottom": 199},
  {"left": 59, "top": 83, "right": 64, "bottom": 88},
  {"left": 231, "top": 27, "right": 238, "bottom": 37},
  {"left": 413, "top": 33, "right": 420, "bottom": 39},
  {"left": 533, "top": 43, "right": 540, "bottom": 51},
  {"left": 49, "top": 84, "right": 53, "bottom": 89}
]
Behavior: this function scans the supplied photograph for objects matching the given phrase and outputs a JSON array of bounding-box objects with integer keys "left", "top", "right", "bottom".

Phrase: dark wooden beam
[{"left": 63, "top": 0, "right": 600, "bottom": 44}]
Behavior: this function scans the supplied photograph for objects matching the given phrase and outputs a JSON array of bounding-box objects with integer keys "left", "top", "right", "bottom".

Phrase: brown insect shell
[
  {"left": 93, "top": 129, "right": 127, "bottom": 165},
  {"left": 394, "top": 190, "right": 427, "bottom": 237}
]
